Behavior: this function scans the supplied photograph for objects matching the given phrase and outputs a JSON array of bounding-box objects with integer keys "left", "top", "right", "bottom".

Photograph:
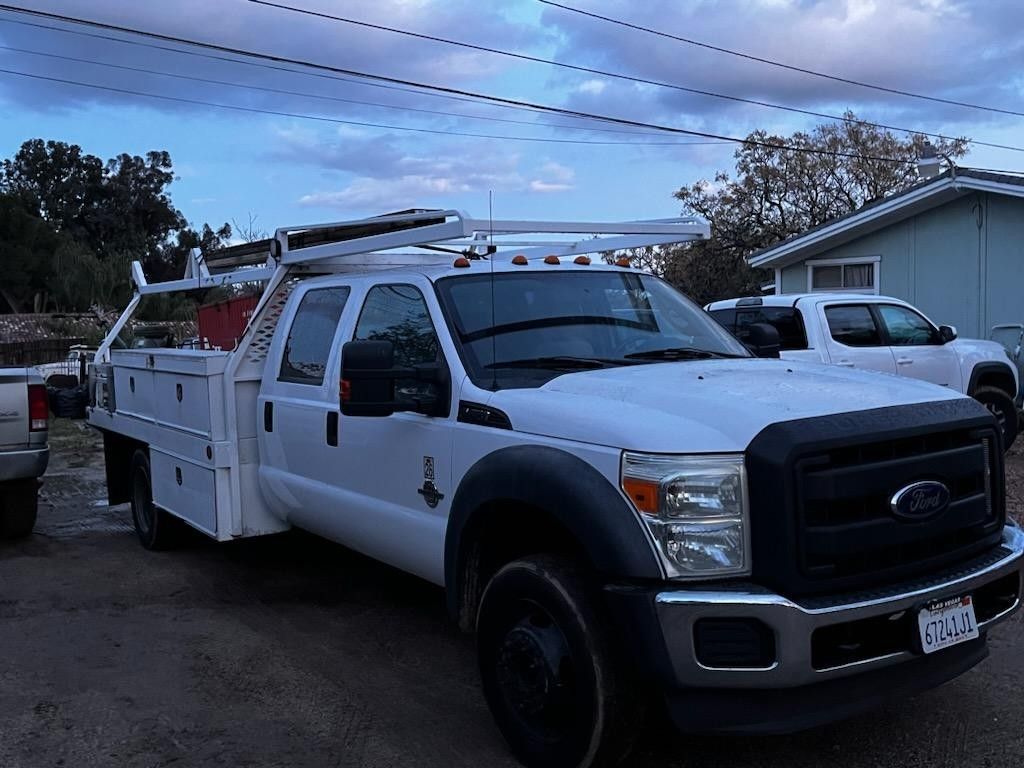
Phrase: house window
[{"left": 807, "top": 257, "right": 879, "bottom": 294}]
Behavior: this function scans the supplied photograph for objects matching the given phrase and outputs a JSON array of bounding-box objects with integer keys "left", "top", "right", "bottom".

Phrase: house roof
[{"left": 747, "top": 168, "right": 1024, "bottom": 269}]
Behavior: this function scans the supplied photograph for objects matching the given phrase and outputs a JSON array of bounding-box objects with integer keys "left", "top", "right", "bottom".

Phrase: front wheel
[
  {"left": 972, "top": 386, "right": 1019, "bottom": 451},
  {"left": 477, "top": 554, "right": 641, "bottom": 768}
]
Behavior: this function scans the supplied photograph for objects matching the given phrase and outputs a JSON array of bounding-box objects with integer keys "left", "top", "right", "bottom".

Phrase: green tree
[
  {"left": 0, "top": 139, "right": 233, "bottom": 313},
  {"left": 659, "top": 115, "right": 969, "bottom": 304}
]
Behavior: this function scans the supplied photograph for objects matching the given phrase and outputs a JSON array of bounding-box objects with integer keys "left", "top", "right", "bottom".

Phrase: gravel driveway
[{"left": 2, "top": 420, "right": 1023, "bottom": 767}]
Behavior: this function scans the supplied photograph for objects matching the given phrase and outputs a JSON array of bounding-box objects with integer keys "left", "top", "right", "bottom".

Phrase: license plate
[{"left": 917, "top": 595, "right": 979, "bottom": 654}]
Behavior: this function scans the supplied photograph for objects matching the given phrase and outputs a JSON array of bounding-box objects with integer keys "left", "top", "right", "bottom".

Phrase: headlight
[{"left": 621, "top": 453, "right": 750, "bottom": 578}]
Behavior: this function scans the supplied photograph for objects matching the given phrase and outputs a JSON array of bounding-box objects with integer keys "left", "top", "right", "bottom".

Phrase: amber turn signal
[{"left": 622, "top": 477, "right": 658, "bottom": 515}]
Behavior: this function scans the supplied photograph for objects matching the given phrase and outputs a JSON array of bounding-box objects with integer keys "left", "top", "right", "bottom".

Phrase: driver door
[{"left": 875, "top": 303, "right": 961, "bottom": 389}]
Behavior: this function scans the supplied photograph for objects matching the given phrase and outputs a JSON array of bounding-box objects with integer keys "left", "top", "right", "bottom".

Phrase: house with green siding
[{"left": 747, "top": 169, "right": 1024, "bottom": 339}]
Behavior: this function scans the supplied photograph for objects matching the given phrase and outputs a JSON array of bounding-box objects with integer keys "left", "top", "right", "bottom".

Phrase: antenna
[{"left": 488, "top": 190, "right": 498, "bottom": 390}]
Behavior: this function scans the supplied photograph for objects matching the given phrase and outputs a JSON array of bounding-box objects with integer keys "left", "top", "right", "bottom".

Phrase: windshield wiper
[
  {"left": 624, "top": 347, "right": 746, "bottom": 361},
  {"left": 484, "top": 355, "right": 631, "bottom": 370}
]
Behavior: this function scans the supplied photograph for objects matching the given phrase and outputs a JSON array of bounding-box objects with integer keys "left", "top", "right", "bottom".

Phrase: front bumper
[
  {"left": 0, "top": 446, "right": 49, "bottom": 482},
  {"left": 620, "top": 525, "right": 1023, "bottom": 733}
]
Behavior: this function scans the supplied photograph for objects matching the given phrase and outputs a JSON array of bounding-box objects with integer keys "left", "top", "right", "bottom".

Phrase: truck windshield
[{"left": 435, "top": 270, "right": 750, "bottom": 389}]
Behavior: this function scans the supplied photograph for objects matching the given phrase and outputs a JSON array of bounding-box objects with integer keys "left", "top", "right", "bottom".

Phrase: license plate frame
[{"left": 917, "top": 594, "right": 979, "bottom": 655}]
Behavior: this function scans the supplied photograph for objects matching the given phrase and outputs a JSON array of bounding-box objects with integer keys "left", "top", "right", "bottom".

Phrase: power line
[
  {"left": 1, "top": 43, "right": 713, "bottom": 140},
  {"left": 0, "top": 3, "right": 916, "bottom": 164},
  {"left": 0, "top": 7, "right": 652, "bottom": 134},
  {"left": 0, "top": 67, "right": 726, "bottom": 147},
  {"left": 247, "top": 0, "right": 1021, "bottom": 154},
  {"left": 539, "top": 0, "right": 1024, "bottom": 120},
  {"left": 0, "top": 19, "right": 688, "bottom": 139},
  {"left": 0, "top": 16, "right": 637, "bottom": 133}
]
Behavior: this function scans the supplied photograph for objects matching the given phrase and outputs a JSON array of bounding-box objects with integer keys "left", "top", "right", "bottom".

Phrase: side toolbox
[{"left": 150, "top": 449, "right": 227, "bottom": 536}]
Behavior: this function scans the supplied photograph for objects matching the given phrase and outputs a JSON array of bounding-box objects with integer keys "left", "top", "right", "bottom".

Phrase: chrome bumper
[
  {"left": 655, "top": 524, "right": 1024, "bottom": 689},
  {"left": 0, "top": 446, "right": 49, "bottom": 482}
]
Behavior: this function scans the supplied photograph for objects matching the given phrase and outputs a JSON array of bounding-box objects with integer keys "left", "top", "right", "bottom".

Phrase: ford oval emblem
[{"left": 890, "top": 481, "right": 951, "bottom": 521}]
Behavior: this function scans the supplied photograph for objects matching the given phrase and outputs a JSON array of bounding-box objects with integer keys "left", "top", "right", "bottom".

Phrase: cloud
[
  {"left": 288, "top": 128, "right": 576, "bottom": 212},
  {"left": 577, "top": 79, "right": 606, "bottom": 95},
  {"left": 529, "top": 161, "right": 574, "bottom": 192},
  {"left": 0, "top": 0, "right": 540, "bottom": 118},
  {"left": 540, "top": 0, "right": 1024, "bottom": 130}
]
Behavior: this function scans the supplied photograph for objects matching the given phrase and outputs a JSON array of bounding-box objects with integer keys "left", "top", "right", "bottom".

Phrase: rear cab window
[
  {"left": 279, "top": 287, "right": 351, "bottom": 385},
  {"left": 709, "top": 306, "right": 808, "bottom": 351}
]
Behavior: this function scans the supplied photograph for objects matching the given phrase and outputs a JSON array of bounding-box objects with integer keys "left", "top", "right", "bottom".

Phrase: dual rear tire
[{"left": 129, "top": 450, "right": 183, "bottom": 550}]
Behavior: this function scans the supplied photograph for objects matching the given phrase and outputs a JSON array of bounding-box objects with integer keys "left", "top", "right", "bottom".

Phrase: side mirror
[
  {"left": 939, "top": 325, "right": 958, "bottom": 344},
  {"left": 340, "top": 340, "right": 449, "bottom": 418},
  {"left": 745, "top": 322, "right": 781, "bottom": 359}
]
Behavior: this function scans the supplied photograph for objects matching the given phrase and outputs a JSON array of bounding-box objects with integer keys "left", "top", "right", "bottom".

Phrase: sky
[{"left": 1, "top": 0, "right": 1023, "bottom": 240}]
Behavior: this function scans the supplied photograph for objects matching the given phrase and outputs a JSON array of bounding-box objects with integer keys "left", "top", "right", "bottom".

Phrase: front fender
[{"left": 444, "top": 445, "right": 663, "bottom": 620}]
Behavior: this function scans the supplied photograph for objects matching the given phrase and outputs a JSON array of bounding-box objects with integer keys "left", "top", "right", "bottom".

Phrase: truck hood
[{"left": 488, "top": 359, "right": 964, "bottom": 453}]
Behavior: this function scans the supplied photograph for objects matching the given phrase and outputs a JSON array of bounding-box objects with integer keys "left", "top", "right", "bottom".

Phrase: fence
[{"left": 0, "top": 338, "right": 85, "bottom": 367}]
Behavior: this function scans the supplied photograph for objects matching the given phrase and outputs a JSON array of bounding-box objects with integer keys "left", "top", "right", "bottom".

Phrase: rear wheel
[
  {"left": 130, "top": 450, "right": 182, "bottom": 550},
  {"left": 0, "top": 480, "right": 38, "bottom": 539},
  {"left": 477, "top": 554, "right": 641, "bottom": 768},
  {"left": 972, "top": 386, "right": 1019, "bottom": 450}
]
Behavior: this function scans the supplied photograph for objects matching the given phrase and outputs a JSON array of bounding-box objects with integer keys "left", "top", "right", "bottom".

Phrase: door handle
[
  {"left": 837, "top": 361, "right": 855, "bottom": 367},
  {"left": 264, "top": 401, "right": 273, "bottom": 432},
  {"left": 326, "top": 411, "right": 339, "bottom": 447},
  {"left": 896, "top": 357, "right": 913, "bottom": 365}
]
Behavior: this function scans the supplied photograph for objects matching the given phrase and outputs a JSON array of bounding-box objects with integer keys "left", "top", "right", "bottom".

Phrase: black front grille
[
  {"left": 746, "top": 400, "right": 1006, "bottom": 597},
  {"left": 795, "top": 428, "right": 1000, "bottom": 583}
]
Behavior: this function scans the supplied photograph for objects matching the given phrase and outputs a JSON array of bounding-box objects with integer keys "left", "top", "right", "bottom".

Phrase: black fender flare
[
  {"left": 444, "top": 445, "right": 662, "bottom": 621},
  {"left": 968, "top": 361, "right": 1017, "bottom": 397}
]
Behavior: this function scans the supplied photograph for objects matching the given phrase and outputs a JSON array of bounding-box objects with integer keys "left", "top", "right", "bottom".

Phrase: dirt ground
[{"left": 2, "top": 421, "right": 1024, "bottom": 768}]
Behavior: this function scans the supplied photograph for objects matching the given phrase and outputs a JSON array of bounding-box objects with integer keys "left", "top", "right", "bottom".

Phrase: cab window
[
  {"left": 709, "top": 306, "right": 808, "bottom": 351},
  {"left": 279, "top": 287, "right": 350, "bottom": 384},
  {"left": 353, "top": 284, "right": 441, "bottom": 400},
  {"left": 825, "top": 304, "right": 883, "bottom": 347},
  {"left": 877, "top": 304, "right": 941, "bottom": 346}
]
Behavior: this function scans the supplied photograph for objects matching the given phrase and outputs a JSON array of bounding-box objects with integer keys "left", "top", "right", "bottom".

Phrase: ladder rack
[
  {"left": 128, "top": 208, "right": 709, "bottom": 297},
  {"left": 98, "top": 208, "right": 709, "bottom": 361}
]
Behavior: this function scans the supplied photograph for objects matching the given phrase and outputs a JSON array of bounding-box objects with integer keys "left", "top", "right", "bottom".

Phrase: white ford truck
[
  {"left": 0, "top": 367, "right": 49, "bottom": 538},
  {"left": 88, "top": 211, "right": 1023, "bottom": 768},
  {"left": 707, "top": 294, "right": 1021, "bottom": 449}
]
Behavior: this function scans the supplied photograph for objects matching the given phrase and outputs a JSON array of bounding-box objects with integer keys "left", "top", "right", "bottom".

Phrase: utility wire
[
  {"left": 0, "top": 16, "right": 639, "bottom": 133},
  {"left": 0, "top": 67, "right": 726, "bottom": 147},
  {"left": 0, "top": 6, "right": 655, "bottom": 133},
  {"left": 247, "top": 0, "right": 1019, "bottom": 154},
  {"left": 1, "top": 44, "right": 719, "bottom": 139},
  {"left": 0, "top": 3, "right": 917, "bottom": 164},
  {"left": 539, "top": 0, "right": 1024, "bottom": 120}
]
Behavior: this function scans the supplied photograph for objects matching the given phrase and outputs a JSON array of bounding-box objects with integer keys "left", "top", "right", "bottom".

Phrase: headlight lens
[{"left": 621, "top": 453, "right": 749, "bottom": 578}]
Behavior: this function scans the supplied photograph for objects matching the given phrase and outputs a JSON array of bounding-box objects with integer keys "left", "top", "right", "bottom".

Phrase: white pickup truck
[
  {"left": 89, "top": 211, "right": 1023, "bottom": 768},
  {"left": 0, "top": 367, "right": 49, "bottom": 538},
  {"left": 707, "top": 294, "right": 1021, "bottom": 449}
]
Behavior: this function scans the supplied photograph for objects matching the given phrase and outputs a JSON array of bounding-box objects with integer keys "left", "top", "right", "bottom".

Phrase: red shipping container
[{"left": 198, "top": 295, "right": 259, "bottom": 351}]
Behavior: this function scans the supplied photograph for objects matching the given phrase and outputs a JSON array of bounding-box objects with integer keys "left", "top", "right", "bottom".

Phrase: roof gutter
[{"left": 747, "top": 175, "right": 956, "bottom": 268}]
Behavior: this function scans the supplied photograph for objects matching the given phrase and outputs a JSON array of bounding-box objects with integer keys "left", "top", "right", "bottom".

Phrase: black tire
[
  {"left": 0, "top": 480, "right": 38, "bottom": 539},
  {"left": 972, "top": 386, "right": 1019, "bottom": 451},
  {"left": 477, "top": 554, "right": 641, "bottom": 768},
  {"left": 130, "top": 450, "right": 182, "bottom": 550}
]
